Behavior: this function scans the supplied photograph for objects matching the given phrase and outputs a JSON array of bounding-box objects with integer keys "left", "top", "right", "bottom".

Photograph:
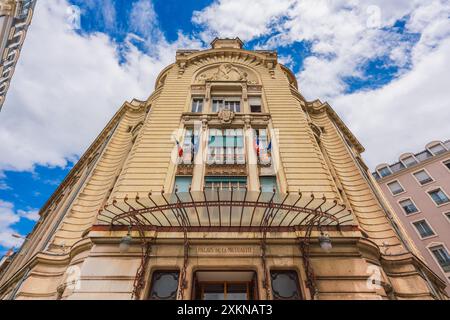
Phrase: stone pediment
[{"left": 195, "top": 63, "right": 258, "bottom": 84}]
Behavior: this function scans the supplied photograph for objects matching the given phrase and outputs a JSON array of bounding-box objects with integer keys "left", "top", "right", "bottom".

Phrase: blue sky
[{"left": 0, "top": 0, "right": 449, "bottom": 255}]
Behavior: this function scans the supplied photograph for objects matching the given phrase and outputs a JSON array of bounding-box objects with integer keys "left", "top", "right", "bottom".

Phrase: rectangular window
[
  {"left": 204, "top": 176, "right": 247, "bottom": 190},
  {"left": 148, "top": 271, "right": 179, "bottom": 300},
  {"left": 191, "top": 98, "right": 203, "bottom": 113},
  {"left": 430, "top": 245, "right": 450, "bottom": 273},
  {"left": 402, "top": 156, "right": 418, "bottom": 167},
  {"left": 260, "top": 176, "right": 278, "bottom": 193},
  {"left": 270, "top": 271, "right": 302, "bottom": 300},
  {"left": 174, "top": 176, "right": 192, "bottom": 193},
  {"left": 207, "top": 128, "right": 244, "bottom": 164},
  {"left": 225, "top": 100, "right": 240, "bottom": 112},
  {"left": 212, "top": 97, "right": 241, "bottom": 113},
  {"left": 399, "top": 199, "right": 418, "bottom": 215},
  {"left": 249, "top": 96, "right": 262, "bottom": 113},
  {"left": 413, "top": 220, "right": 435, "bottom": 238},
  {"left": 387, "top": 181, "right": 404, "bottom": 195},
  {"left": 181, "top": 129, "right": 200, "bottom": 164},
  {"left": 378, "top": 166, "right": 392, "bottom": 178},
  {"left": 444, "top": 159, "right": 450, "bottom": 170},
  {"left": 429, "top": 143, "right": 446, "bottom": 155},
  {"left": 413, "top": 170, "right": 433, "bottom": 185},
  {"left": 254, "top": 128, "right": 271, "bottom": 165},
  {"left": 429, "top": 188, "right": 450, "bottom": 205}
]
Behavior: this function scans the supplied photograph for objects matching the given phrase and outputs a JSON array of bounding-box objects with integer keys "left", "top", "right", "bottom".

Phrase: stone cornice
[
  {"left": 175, "top": 48, "right": 278, "bottom": 77},
  {"left": 307, "top": 100, "right": 365, "bottom": 153},
  {"left": 381, "top": 251, "right": 448, "bottom": 290},
  {"left": 0, "top": 238, "right": 92, "bottom": 294}
]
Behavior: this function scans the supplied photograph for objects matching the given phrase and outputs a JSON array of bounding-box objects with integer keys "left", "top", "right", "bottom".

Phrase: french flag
[
  {"left": 254, "top": 135, "right": 260, "bottom": 156},
  {"left": 175, "top": 139, "right": 183, "bottom": 157}
]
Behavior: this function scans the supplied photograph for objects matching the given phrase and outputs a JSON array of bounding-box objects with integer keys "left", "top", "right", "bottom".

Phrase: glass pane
[
  {"left": 260, "top": 176, "right": 277, "bottom": 192},
  {"left": 149, "top": 272, "right": 179, "bottom": 300},
  {"left": 271, "top": 271, "right": 301, "bottom": 300},
  {"left": 227, "top": 283, "right": 247, "bottom": 300},
  {"left": 414, "top": 221, "right": 434, "bottom": 238},
  {"left": 401, "top": 156, "right": 417, "bottom": 167},
  {"left": 444, "top": 160, "right": 450, "bottom": 170},
  {"left": 400, "top": 199, "right": 417, "bottom": 214},
  {"left": 379, "top": 167, "right": 391, "bottom": 177},
  {"left": 203, "top": 284, "right": 225, "bottom": 300},
  {"left": 388, "top": 181, "right": 403, "bottom": 194},
  {"left": 174, "top": 176, "right": 192, "bottom": 193},
  {"left": 430, "top": 144, "right": 446, "bottom": 155},
  {"left": 414, "top": 170, "right": 432, "bottom": 184},
  {"left": 430, "top": 190, "right": 450, "bottom": 205}
]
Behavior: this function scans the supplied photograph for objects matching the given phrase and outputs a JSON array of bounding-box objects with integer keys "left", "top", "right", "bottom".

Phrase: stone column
[
  {"left": 245, "top": 117, "right": 260, "bottom": 191},
  {"left": 191, "top": 117, "right": 208, "bottom": 191}
]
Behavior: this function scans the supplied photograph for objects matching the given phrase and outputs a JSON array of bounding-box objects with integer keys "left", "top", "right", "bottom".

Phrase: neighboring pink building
[{"left": 373, "top": 140, "right": 450, "bottom": 295}]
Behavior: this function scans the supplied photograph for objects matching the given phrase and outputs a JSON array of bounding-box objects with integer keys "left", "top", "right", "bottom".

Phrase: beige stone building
[
  {"left": 0, "top": 0, "right": 36, "bottom": 110},
  {"left": 0, "top": 38, "right": 447, "bottom": 300}
]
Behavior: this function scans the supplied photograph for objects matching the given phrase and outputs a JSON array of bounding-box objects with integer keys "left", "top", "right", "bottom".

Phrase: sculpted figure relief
[{"left": 195, "top": 63, "right": 258, "bottom": 84}]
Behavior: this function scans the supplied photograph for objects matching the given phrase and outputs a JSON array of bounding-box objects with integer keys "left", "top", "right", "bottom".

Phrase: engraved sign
[{"left": 196, "top": 246, "right": 255, "bottom": 255}]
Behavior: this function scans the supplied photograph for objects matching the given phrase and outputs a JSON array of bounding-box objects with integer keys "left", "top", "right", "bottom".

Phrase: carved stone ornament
[
  {"left": 195, "top": 63, "right": 258, "bottom": 84},
  {"left": 218, "top": 109, "right": 235, "bottom": 124}
]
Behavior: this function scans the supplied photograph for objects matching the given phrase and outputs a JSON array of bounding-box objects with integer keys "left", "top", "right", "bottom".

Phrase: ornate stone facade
[
  {"left": 0, "top": 0, "right": 36, "bottom": 110},
  {"left": 0, "top": 38, "right": 447, "bottom": 300}
]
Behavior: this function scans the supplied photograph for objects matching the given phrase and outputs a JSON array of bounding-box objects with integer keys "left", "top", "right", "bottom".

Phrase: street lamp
[
  {"left": 318, "top": 232, "right": 332, "bottom": 252},
  {"left": 119, "top": 227, "right": 133, "bottom": 253}
]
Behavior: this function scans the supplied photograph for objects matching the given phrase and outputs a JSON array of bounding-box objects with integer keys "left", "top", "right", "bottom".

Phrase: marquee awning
[{"left": 97, "top": 190, "right": 354, "bottom": 230}]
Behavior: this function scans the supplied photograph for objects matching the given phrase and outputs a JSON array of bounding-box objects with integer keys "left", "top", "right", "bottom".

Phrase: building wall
[
  {"left": 376, "top": 149, "right": 450, "bottom": 295},
  {"left": 0, "top": 0, "right": 36, "bottom": 110},
  {"left": 0, "top": 39, "right": 447, "bottom": 300}
]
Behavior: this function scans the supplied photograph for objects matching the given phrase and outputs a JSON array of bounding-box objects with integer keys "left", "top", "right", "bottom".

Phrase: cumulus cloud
[
  {"left": 0, "top": 0, "right": 200, "bottom": 173},
  {"left": 332, "top": 37, "right": 450, "bottom": 168},
  {"left": 192, "top": 0, "right": 295, "bottom": 42},
  {"left": 192, "top": 0, "right": 450, "bottom": 168},
  {"left": 0, "top": 200, "right": 38, "bottom": 249}
]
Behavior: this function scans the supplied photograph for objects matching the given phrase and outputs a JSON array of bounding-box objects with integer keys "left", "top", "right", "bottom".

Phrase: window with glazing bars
[
  {"left": 191, "top": 98, "right": 203, "bottom": 113},
  {"left": 429, "top": 143, "right": 447, "bottom": 155},
  {"left": 204, "top": 176, "right": 247, "bottom": 190},
  {"left": 401, "top": 156, "right": 418, "bottom": 167},
  {"left": 181, "top": 128, "right": 200, "bottom": 164},
  {"left": 430, "top": 245, "right": 450, "bottom": 272},
  {"left": 399, "top": 199, "right": 418, "bottom": 214},
  {"left": 429, "top": 189, "right": 450, "bottom": 205},
  {"left": 413, "top": 220, "right": 435, "bottom": 238},
  {"left": 207, "top": 128, "right": 244, "bottom": 164},
  {"left": 212, "top": 97, "right": 241, "bottom": 113},
  {"left": 413, "top": 170, "right": 433, "bottom": 185},
  {"left": 387, "top": 181, "right": 404, "bottom": 195},
  {"left": 378, "top": 166, "right": 392, "bottom": 178}
]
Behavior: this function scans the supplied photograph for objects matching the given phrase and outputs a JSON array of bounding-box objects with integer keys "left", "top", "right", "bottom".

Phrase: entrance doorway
[{"left": 193, "top": 271, "right": 257, "bottom": 300}]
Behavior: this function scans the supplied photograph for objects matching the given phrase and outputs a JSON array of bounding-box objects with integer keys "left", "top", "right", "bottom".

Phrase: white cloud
[
  {"left": 193, "top": 0, "right": 450, "bottom": 168},
  {"left": 0, "top": 0, "right": 200, "bottom": 173},
  {"left": 332, "top": 37, "right": 450, "bottom": 168},
  {"left": 0, "top": 200, "right": 38, "bottom": 249},
  {"left": 192, "top": 0, "right": 295, "bottom": 42}
]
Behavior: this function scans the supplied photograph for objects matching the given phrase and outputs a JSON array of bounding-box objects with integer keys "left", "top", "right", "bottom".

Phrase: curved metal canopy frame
[{"left": 97, "top": 189, "right": 354, "bottom": 230}]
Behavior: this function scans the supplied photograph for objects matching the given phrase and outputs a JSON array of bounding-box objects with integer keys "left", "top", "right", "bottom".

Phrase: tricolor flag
[
  {"left": 175, "top": 139, "right": 183, "bottom": 157},
  {"left": 267, "top": 140, "right": 272, "bottom": 157},
  {"left": 254, "top": 134, "right": 260, "bottom": 156}
]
